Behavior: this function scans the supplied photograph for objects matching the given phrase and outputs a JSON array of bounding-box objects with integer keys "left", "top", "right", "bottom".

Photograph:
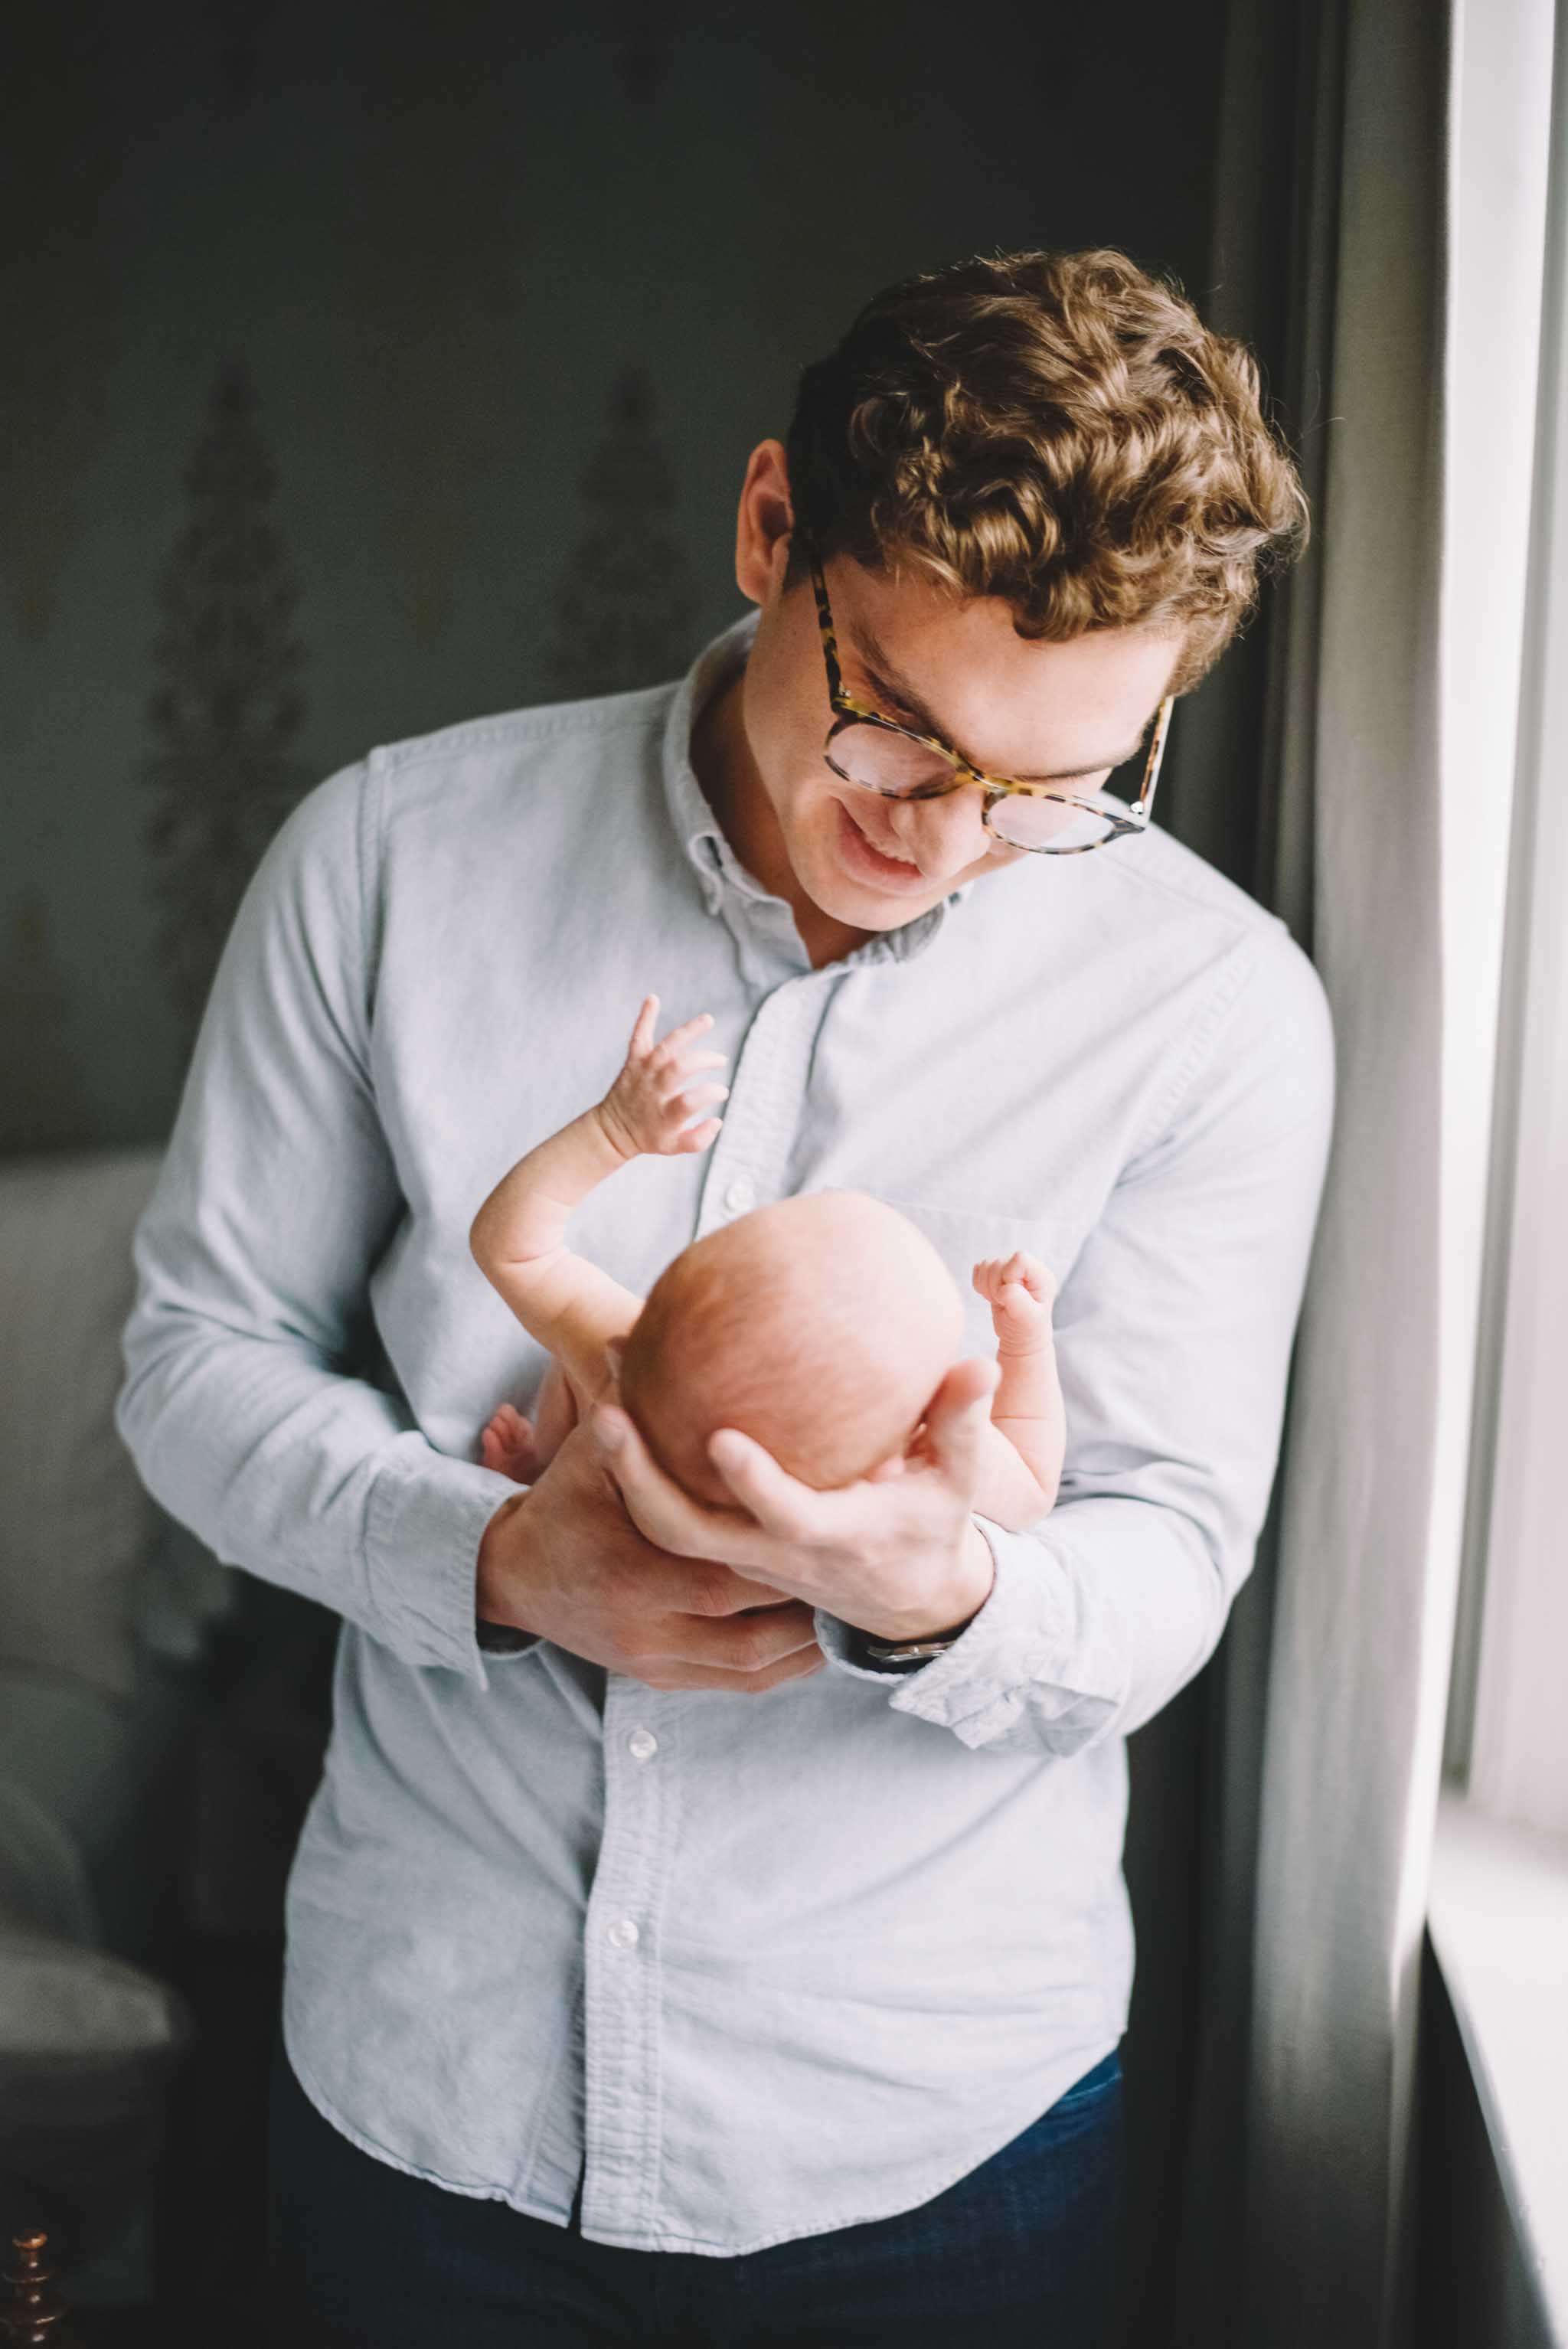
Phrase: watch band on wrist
[
  {"left": 852, "top": 1610, "right": 981, "bottom": 1671},
  {"left": 475, "top": 1617, "right": 540, "bottom": 1655}
]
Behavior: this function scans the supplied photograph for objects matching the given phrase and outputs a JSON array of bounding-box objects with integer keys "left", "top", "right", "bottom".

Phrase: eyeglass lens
[{"left": 828, "top": 720, "right": 1124, "bottom": 852}]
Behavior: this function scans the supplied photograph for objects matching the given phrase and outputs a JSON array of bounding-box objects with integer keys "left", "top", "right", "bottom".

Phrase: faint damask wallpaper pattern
[
  {"left": 547, "top": 368, "right": 701, "bottom": 701},
  {"left": 1, "top": 0, "right": 1228, "bottom": 1155},
  {"left": 141, "top": 363, "right": 310, "bottom": 1043}
]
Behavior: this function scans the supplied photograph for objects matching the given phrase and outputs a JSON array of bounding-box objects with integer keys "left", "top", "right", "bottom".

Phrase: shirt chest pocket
[{"left": 871, "top": 1194, "right": 1072, "bottom": 1365}]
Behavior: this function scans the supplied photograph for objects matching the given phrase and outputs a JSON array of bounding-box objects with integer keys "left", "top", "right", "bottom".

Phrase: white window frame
[
  {"left": 1432, "top": 9, "right": 1568, "bottom": 2333},
  {"left": 1444, "top": 0, "right": 1568, "bottom": 1840}
]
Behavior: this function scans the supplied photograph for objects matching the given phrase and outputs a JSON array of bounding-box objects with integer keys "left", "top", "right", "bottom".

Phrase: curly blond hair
[{"left": 784, "top": 248, "right": 1307, "bottom": 693}]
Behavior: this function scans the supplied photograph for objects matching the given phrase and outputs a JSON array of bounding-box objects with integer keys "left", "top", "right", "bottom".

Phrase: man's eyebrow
[{"left": 845, "top": 619, "right": 1146, "bottom": 782}]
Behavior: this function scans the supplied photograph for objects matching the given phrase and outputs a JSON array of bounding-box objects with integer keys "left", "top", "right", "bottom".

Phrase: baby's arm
[
  {"left": 469, "top": 995, "right": 728, "bottom": 1406},
  {"left": 969, "top": 1252, "right": 1063, "bottom": 1531}
]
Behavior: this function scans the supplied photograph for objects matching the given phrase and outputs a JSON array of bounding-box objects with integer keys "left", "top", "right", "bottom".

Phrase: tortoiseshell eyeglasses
[{"left": 805, "top": 540, "right": 1174, "bottom": 855}]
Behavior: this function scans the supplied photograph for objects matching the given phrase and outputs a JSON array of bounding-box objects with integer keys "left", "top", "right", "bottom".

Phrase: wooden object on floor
[{"left": 0, "top": 2233, "right": 80, "bottom": 2347}]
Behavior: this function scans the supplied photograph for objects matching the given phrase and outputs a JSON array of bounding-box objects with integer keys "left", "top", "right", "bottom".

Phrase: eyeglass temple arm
[{"left": 1139, "top": 698, "right": 1175, "bottom": 809}]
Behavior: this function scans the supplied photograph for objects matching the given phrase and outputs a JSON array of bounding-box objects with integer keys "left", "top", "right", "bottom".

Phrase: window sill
[{"left": 1428, "top": 1787, "right": 1568, "bottom": 2345}]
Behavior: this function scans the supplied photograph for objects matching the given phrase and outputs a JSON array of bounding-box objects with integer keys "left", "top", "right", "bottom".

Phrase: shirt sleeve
[
  {"left": 113, "top": 756, "right": 524, "bottom": 1687},
  {"left": 815, "top": 919, "right": 1336, "bottom": 1756}
]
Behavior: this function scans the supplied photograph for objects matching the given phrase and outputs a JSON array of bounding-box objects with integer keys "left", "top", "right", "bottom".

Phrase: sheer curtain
[{"left": 1119, "top": 2, "right": 1560, "bottom": 2344}]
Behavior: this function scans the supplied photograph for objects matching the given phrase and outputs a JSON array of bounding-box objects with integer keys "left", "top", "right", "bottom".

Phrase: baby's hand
[
  {"left": 596, "top": 995, "right": 730, "bottom": 1160},
  {"left": 972, "top": 1251, "right": 1058, "bottom": 1352}
]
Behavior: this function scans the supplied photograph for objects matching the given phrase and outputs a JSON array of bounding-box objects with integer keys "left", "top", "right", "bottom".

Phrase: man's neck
[{"left": 691, "top": 670, "right": 874, "bottom": 972}]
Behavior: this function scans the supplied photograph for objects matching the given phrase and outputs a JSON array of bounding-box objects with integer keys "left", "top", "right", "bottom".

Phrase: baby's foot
[
  {"left": 972, "top": 1251, "right": 1058, "bottom": 1351},
  {"left": 596, "top": 994, "right": 730, "bottom": 1160},
  {"left": 479, "top": 1402, "right": 539, "bottom": 1483}
]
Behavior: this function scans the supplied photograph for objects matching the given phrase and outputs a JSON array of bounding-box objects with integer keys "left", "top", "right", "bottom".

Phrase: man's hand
[
  {"left": 590, "top": 1357, "right": 1002, "bottom": 1645},
  {"left": 475, "top": 1411, "right": 825, "bottom": 1691}
]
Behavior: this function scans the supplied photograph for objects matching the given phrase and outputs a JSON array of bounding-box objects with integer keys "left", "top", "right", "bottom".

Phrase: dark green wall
[{"left": 2, "top": 0, "right": 1228, "bottom": 1155}]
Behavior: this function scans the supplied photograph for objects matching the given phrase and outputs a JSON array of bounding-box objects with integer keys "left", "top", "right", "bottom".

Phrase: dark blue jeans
[{"left": 266, "top": 2031, "right": 1124, "bottom": 2347}]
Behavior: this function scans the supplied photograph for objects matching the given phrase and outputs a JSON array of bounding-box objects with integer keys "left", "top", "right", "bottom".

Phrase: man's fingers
[
  {"left": 669, "top": 1553, "right": 801, "bottom": 1616},
  {"left": 631, "top": 1642, "right": 826, "bottom": 1694},
  {"left": 705, "top": 1426, "right": 831, "bottom": 1545},
  {"left": 633, "top": 1599, "right": 819, "bottom": 1677},
  {"left": 593, "top": 1404, "right": 770, "bottom": 1567}
]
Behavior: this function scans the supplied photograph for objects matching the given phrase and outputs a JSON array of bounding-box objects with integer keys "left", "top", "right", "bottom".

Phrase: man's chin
[{"left": 809, "top": 861, "right": 943, "bottom": 932}]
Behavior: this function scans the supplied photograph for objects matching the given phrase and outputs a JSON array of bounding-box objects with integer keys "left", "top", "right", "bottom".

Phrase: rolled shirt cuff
[
  {"left": 815, "top": 1513, "right": 1126, "bottom": 1754},
  {"left": 364, "top": 1433, "right": 534, "bottom": 1686}
]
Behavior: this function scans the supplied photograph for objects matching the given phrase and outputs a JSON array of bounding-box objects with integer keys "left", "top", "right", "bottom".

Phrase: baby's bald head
[{"left": 618, "top": 1191, "right": 963, "bottom": 1508}]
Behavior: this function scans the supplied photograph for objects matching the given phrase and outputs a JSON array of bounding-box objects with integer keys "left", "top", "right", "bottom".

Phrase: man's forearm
[
  {"left": 113, "top": 761, "right": 521, "bottom": 1684},
  {"left": 116, "top": 1295, "right": 521, "bottom": 1679}
]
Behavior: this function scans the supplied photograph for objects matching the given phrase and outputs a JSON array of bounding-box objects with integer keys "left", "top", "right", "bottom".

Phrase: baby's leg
[
  {"left": 971, "top": 1252, "right": 1064, "bottom": 1510},
  {"left": 479, "top": 1359, "right": 580, "bottom": 1483},
  {"left": 479, "top": 1403, "right": 535, "bottom": 1482}
]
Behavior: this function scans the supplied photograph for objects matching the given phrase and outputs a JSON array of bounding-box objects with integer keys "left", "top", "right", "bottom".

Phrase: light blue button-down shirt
[{"left": 115, "top": 609, "right": 1334, "bottom": 2256}]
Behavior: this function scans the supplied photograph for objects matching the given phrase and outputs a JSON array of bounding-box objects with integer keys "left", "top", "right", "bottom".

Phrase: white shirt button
[
  {"left": 628, "top": 1727, "right": 658, "bottom": 1762},
  {"left": 724, "top": 1178, "right": 756, "bottom": 1214},
  {"left": 606, "top": 1916, "right": 640, "bottom": 1951}
]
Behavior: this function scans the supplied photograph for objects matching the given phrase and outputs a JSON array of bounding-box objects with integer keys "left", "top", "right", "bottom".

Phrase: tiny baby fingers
[
  {"left": 675, "top": 1118, "right": 724, "bottom": 1153},
  {"left": 1009, "top": 1253, "right": 1057, "bottom": 1305},
  {"left": 649, "top": 1090, "right": 727, "bottom": 1153},
  {"left": 1027, "top": 1261, "right": 1059, "bottom": 1306},
  {"left": 653, "top": 1011, "right": 716, "bottom": 1062},
  {"left": 658, "top": 1052, "right": 727, "bottom": 1100},
  {"left": 629, "top": 995, "right": 660, "bottom": 1055}
]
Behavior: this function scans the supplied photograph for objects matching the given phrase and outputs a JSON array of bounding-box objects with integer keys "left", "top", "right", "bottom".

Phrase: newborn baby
[{"left": 469, "top": 997, "right": 1063, "bottom": 1530}]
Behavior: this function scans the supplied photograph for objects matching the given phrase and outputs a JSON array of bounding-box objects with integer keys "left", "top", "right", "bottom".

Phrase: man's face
[
  {"left": 723, "top": 448, "right": 1184, "bottom": 941},
  {"left": 741, "top": 552, "right": 1184, "bottom": 933}
]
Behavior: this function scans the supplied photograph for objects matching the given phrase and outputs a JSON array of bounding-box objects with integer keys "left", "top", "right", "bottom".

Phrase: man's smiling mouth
[{"left": 835, "top": 800, "right": 930, "bottom": 886}]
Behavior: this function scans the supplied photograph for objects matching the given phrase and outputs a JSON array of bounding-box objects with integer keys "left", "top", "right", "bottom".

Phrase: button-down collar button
[
  {"left": 628, "top": 1727, "right": 658, "bottom": 1761},
  {"left": 606, "top": 1916, "right": 640, "bottom": 1950},
  {"left": 724, "top": 1178, "right": 756, "bottom": 1214}
]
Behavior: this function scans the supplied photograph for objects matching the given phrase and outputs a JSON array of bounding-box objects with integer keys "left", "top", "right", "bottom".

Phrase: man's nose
[{"left": 892, "top": 786, "right": 991, "bottom": 880}]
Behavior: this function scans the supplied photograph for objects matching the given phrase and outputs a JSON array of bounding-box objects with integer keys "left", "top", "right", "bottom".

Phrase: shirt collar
[{"left": 659, "top": 610, "right": 978, "bottom": 961}]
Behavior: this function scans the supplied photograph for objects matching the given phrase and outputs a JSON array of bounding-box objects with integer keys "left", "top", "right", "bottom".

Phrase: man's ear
[{"left": 734, "top": 437, "right": 794, "bottom": 606}]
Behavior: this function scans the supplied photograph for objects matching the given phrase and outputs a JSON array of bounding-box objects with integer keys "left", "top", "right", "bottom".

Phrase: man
[{"left": 116, "top": 247, "right": 1334, "bottom": 2347}]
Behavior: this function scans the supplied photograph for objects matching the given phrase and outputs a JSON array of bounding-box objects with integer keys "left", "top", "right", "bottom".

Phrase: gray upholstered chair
[{"left": 0, "top": 1147, "right": 235, "bottom": 2306}]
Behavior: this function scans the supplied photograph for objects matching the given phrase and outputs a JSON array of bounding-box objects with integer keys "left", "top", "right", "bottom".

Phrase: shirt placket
[{"left": 579, "top": 950, "right": 843, "bottom": 2243}]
